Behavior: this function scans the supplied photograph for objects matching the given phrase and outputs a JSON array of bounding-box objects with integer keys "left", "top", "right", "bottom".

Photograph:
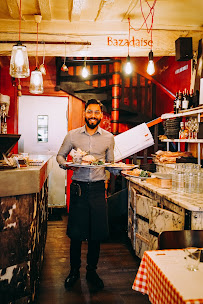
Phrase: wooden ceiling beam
[
  {"left": 38, "top": 0, "right": 51, "bottom": 20},
  {"left": 6, "top": 0, "right": 19, "bottom": 19},
  {"left": 71, "top": 0, "right": 85, "bottom": 22},
  {"left": 94, "top": 0, "right": 115, "bottom": 21}
]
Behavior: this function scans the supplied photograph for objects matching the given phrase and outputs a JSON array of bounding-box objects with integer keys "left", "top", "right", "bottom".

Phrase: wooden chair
[{"left": 158, "top": 230, "right": 203, "bottom": 250}]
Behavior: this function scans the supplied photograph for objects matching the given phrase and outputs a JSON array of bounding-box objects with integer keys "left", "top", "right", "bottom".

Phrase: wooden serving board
[{"left": 146, "top": 177, "right": 172, "bottom": 189}]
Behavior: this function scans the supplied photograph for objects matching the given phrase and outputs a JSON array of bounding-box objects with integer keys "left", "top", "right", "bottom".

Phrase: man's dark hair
[{"left": 85, "top": 99, "right": 103, "bottom": 111}]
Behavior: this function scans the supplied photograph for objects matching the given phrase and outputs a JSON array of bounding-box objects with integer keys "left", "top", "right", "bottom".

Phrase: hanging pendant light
[
  {"left": 9, "top": 0, "right": 29, "bottom": 78},
  {"left": 147, "top": 6, "right": 156, "bottom": 76},
  {"left": 82, "top": 57, "right": 89, "bottom": 78},
  {"left": 124, "top": 18, "right": 132, "bottom": 75},
  {"left": 39, "top": 42, "right": 46, "bottom": 75},
  {"left": 30, "top": 68, "right": 44, "bottom": 94},
  {"left": 125, "top": 55, "right": 133, "bottom": 75},
  {"left": 61, "top": 41, "right": 68, "bottom": 72},
  {"left": 29, "top": 15, "right": 43, "bottom": 94},
  {"left": 147, "top": 50, "right": 155, "bottom": 75}
]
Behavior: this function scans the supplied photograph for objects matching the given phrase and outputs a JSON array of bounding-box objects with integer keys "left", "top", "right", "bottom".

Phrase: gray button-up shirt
[{"left": 56, "top": 125, "right": 115, "bottom": 182}]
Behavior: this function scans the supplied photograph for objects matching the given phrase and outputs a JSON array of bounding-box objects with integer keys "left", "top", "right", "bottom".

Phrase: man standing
[{"left": 57, "top": 99, "right": 115, "bottom": 290}]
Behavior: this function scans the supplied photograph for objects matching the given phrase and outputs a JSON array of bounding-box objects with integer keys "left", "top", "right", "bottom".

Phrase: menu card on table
[{"left": 114, "top": 123, "right": 154, "bottom": 162}]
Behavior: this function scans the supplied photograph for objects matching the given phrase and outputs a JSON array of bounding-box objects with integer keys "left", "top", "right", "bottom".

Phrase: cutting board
[{"left": 146, "top": 174, "right": 172, "bottom": 189}]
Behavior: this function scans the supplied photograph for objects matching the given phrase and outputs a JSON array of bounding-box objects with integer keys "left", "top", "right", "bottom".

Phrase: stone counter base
[{"left": 0, "top": 179, "right": 48, "bottom": 303}]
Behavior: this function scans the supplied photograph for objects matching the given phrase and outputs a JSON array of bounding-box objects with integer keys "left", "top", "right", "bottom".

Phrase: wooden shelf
[
  {"left": 162, "top": 139, "right": 203, "bottom": 143},
  {"left": 161, "top": 107, "right": 203, "bottom": 120}
]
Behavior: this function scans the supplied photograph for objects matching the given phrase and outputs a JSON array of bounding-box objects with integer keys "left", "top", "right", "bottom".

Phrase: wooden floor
[{"left": 36, "top": 215, "right": 150, "bottom": 304}]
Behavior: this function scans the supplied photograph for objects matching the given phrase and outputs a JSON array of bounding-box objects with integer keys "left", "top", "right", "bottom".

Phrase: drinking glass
[
  {"left": 184, "top": 248, "right": 201, "bottom": 271},
  {"left": 176, "top": 170, "right": 185, "bottom": 193},
  {"left": 193, "top": 118, "right": 199, "bottom": 139}
]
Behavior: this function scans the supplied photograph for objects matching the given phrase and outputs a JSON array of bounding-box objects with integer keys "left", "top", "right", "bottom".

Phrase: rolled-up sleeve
[
  {"left": 106, "top": 134, "right": 115, "bottom": 163},
  {"left": 56, "top": 133, "right": 73, "bottom": 166}
]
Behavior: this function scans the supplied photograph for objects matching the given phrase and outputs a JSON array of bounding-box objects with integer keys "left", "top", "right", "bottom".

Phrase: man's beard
[{"left": 85, "top": 117, "right": 101, "bottom": 129}]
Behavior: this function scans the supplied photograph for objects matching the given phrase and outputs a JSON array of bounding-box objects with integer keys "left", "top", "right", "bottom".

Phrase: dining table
[{"left": 132, "top": 249, "right": 203, "bottom": 304}]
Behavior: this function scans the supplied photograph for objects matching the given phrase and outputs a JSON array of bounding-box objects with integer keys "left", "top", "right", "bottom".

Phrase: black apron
[{"left": 67, "top": 181, "right": 109, "bottom": 241}]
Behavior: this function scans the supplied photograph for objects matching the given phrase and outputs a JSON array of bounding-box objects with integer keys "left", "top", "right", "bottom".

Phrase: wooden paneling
[{"left": 68, "top": 95, "right": 85, "bottom": 131}]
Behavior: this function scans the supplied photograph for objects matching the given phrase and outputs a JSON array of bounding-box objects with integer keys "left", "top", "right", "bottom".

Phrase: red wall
[
  {"left": 0, "top": 67, "right": 18, "bottom": 135},
  {"left": 154, "top": 56, "right": 191, "bottom": 117}
]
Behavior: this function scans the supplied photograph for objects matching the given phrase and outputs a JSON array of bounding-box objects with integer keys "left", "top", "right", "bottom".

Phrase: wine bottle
[
  {"left": 182, "top": 90, "right": 189, "bottom": 110},
  {"left": 193, "top": 90, "right": 199, "bottom": 108},
  {"left": 176, "top": 91, "right": 182, "bottom": 113},
  {"left": 1, "top": 115, "right": 7, "bottom": 134},
  {"left": 173, "top": 92, "right": 178, "bottom": 114},
  {"left": 189, "top": 89, "right": 194, "bottom": 108}
]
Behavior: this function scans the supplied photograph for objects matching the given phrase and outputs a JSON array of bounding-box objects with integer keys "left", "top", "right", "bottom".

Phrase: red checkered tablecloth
[{"left": 132, "top": 250, "right": 203, "bottom": 304}]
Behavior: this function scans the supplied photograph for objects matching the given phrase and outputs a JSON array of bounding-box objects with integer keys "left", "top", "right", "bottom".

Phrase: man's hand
[
  {"left": 106, "top": 167, "right": 121, "bottom": 176},
  {"left": 59, "top": 164, "right": 79, "bottom": 171}
]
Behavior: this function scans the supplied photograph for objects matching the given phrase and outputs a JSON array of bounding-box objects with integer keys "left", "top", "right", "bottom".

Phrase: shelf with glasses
[{"left": 160, "top": 107, "right": 203, "bottom": 165}]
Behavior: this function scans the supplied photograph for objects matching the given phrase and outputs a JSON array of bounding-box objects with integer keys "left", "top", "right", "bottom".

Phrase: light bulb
[
  {"left": 29, "top": 68, "right": 43, "bottom": 94},
  {"left": 125, "top": 55, "right": 132, "bottom": 75},
  {"left": 125, "top": 61, "right": 132, "bottom": 75},
  {"left": 9, "top": 43, "right": 30, "bottom": 78},
  {"left": 15, "top": 49, "right": 24, "bottom": 66},
  {"left": 33, "top": 73, "right": 41, "bottom": 86},
  {"left": 82, "top": 66, "right": 89, "bottom": 78},
  {"left": 147, "top": 60, "right": 155, "bottom": 75},
  {"left": 147, "top": 50, "right": 155, "bottom": 75}
]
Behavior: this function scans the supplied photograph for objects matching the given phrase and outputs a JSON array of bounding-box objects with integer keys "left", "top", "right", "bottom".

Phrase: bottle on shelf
[
  {"left": 189, "top": 89, "right": 194, "bottom": 109},
  {"left": 193, "top": 90, "right": 200, "bottom": 108},
  {"left": 182, "top": 89, "right": 189, "bottom": 110},
  {"left": 176, "top": 91, "right": 182, "bottom": 113},
  {"left": 179, "top": 121, "right": 189, "bottom": 139},
  {"left": 1, "top": 114, "right": 7, "bottom": 134},
  {"left": 173, "top": 92, "right": 178, "bottom": 114}
]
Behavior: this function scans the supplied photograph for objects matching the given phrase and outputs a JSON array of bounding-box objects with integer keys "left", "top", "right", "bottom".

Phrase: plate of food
[
  {"left": 65, "top": 154, "right": 109, "bottom": 168},
  {"left": 105, "top": 162, "right": 138, "bottom": 170},
  {"left": 65, "top": 162, "right": 108, "bottom": 168},
  {"left": 121, "top": 168, "right": 151, "bottom": 179}
]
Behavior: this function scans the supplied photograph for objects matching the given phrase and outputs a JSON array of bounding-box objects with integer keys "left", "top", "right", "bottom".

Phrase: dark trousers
[{"left": 70, "top": 239, "right": 100, "bottom": 271}]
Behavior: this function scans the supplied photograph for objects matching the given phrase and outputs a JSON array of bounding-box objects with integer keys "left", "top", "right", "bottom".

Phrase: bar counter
[
  {"left": 127, "top": 176, "right": 203, "bottom": 212},
  {"left": 125, "top": 175, "right": 203, "bottom": 259},
  {"left": 0, "top": 155, "right": 52, "bottom": 303}
]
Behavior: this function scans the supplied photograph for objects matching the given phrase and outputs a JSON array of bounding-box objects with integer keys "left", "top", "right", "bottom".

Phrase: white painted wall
[{"left": 18, "top": 95, "right": 68, "bottom": 207}]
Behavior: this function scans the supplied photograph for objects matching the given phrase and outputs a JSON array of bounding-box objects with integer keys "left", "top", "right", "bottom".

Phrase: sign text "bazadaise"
[{"left": 107, "top": 36, "right": 153, "bottom": 48}]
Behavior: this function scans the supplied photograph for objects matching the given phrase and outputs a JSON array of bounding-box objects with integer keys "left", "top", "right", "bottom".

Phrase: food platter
[
  {"left": 65, "top": 162, "right": 138, "bottom": 170},
  {"left": 121, "top": 170, "right": 151, "bottom": 180},
  {"left": 65, "top": 162, "right": 109, "bottom": 168},
  {"left": 105, "top": 164, "right": 138, "bottom": 170}
]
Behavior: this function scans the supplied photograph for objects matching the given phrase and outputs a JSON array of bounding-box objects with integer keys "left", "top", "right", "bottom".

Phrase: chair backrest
[{"left": 158, "top": 230, "right": 203, "bottom": 250}]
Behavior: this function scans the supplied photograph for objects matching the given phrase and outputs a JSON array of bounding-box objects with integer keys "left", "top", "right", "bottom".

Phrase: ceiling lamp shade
[
  {"left": 9, "top": 0, "right": 30, "bottom": 78},
  {"left": 29, "top": 68, "right": 43, "bottom": 94},
  {"left": 9, "top": 43, "right": 30, "bottom": 79}
]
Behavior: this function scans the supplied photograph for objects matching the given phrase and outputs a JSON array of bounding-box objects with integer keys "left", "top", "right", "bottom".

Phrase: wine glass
[{"left": 193, "top": 118, "right": 199, "bottom": 139}]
